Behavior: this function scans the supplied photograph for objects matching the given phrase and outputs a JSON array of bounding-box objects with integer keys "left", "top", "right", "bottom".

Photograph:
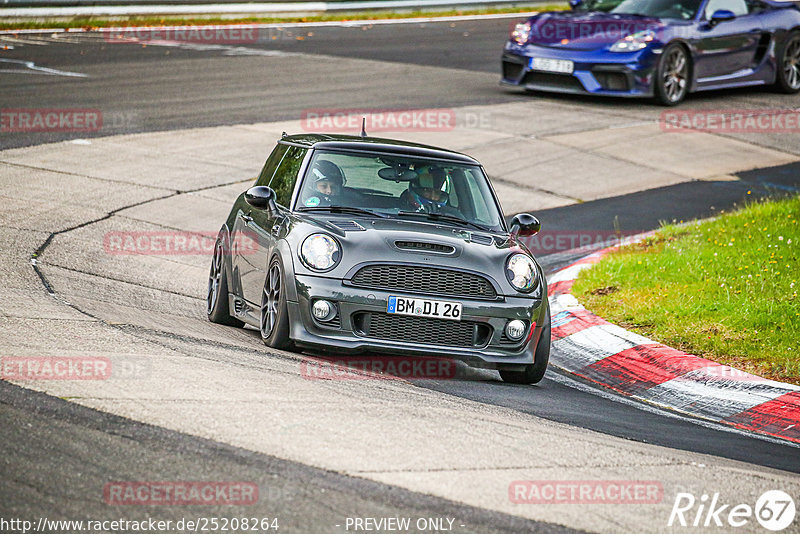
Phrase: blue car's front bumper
[{"left": 501, "top": 42, "right": 660, "bottom": 98}]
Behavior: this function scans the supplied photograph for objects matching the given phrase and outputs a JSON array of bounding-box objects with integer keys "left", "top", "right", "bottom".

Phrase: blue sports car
[{"left": 501, "top": 0, "right": 800, "bottom": 104}]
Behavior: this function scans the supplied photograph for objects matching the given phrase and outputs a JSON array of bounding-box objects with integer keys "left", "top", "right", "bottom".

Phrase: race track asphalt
[{"left": 2, "top": 15, "right": 799, "bottom": 533}]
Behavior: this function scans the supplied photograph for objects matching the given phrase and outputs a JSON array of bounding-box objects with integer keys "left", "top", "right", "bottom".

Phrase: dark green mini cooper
[{"left": 207, "top": 133, "right": 550, "bottom": 384}]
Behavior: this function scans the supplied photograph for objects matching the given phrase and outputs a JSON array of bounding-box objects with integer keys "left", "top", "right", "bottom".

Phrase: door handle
[{"left": 241, "top": 212, "right": 253, "bottom": 224}]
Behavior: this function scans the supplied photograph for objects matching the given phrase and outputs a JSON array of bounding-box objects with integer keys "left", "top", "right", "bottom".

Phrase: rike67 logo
[{"left": 669, "top": 490, "right": 796, "bottom": 531}]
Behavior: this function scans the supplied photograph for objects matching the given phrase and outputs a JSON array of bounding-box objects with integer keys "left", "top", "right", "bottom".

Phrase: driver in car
[
  {"left": 301, "top": 160, "right": 345, "bottom": 207},
  {"left": 400, "top": 166, "right": 461, "bottom": 216}
]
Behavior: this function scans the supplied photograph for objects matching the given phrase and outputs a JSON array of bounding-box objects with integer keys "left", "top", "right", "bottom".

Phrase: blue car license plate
[{"left": 530, "top": 57, "right": 574, "bottom": 74}]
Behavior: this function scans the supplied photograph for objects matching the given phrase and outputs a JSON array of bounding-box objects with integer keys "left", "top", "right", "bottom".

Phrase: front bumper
[
  {"left": 501, "top": 42, "right": 659, "bottom": 98},
  {"left": 287, "top": 274, "right": 546, "bottom": 368}
]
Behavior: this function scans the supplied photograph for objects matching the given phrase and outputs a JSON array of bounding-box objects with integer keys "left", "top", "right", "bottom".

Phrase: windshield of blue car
[
  {"left": 294, "top": 150, "right": 505, "bottom": 232},
  {"left": 578, "top": 0, "right": 702, "bottom": 18}
]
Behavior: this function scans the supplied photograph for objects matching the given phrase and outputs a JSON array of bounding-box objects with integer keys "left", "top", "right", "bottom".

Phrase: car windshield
[
  {"left": 578, "top": 0, "right": 702, "bottom": 19},
  {"left": 294, "top": 150, "right": 505, "bottom": 232}
]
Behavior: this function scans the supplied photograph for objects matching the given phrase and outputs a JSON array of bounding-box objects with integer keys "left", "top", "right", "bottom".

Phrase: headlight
[
  {"left": 510, "top": 21, "right": 532, "bottom": 45},
  {"left": 609, "top": 30, "right": 656, "bottom": 52},
  {"left": 506, "top": 253, "right": 537, "bottom": 292},
  {"left": 300, "top": 234, "right": 340, "bottom": 271}
]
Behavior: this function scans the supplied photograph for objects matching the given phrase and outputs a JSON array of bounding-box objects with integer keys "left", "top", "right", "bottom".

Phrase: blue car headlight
[
  {"left": 510, "top": 21, "right": 532, "bottom": 45},
  {"left": 610, "top": 30, "right": 656, "bottom": 52}
]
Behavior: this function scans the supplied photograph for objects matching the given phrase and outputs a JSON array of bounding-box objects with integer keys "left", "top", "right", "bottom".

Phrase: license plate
[
  {"left": 387, "top": 296, "right": 462, "bottom": 321},
  {"left": 531, "top": 57, "right": 574, "bottom": 74}
]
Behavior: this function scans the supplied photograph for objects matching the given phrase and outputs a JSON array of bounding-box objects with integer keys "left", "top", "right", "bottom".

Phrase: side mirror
[
  {"left": 569, "top": 0, "right": 583, "bottom": 9},
  {"left": 510, "top": 213, "right": 541, "bottom": 237},
  {"left": 709, "top": 9, "right": 736, "bottom": 25},
  {"left": 245, "top": 186, "right": 278, "bottom": 212}
]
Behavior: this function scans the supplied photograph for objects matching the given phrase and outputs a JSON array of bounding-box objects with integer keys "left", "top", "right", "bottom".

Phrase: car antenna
[{"left": 360, "top": 117, "right": 368, "bottom": 138}]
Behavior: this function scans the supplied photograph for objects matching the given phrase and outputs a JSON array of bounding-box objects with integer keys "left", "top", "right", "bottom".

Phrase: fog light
[
  {"left": 505, "top": 320, "right": 526, "bottom": 341},
  {"left": 312, "top": 300, "right": 335, "bottom": 321}
]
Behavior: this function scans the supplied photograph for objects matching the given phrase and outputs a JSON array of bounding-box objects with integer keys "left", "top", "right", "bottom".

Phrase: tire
[
  {"left": 207, "top": 235, "right": 244, "bottom": 327},
  {"left": 775, "top": 31, "right": 800, "bottom": 94},
  {"left": 654, "top": 43, "right": 690, "bottom": 106},
  {"left": 260, "top": 257, "right": 294, "bottom": 350},
  {"left": 500, "top": 305, "right": 551, "bottom": 385}
]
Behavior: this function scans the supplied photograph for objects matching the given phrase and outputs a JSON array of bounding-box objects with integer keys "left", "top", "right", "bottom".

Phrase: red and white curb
[{"left": 547, "top": 247, "right": 800, "bottom": 445}]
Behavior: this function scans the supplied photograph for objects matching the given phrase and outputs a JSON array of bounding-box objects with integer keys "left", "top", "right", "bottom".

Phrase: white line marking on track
[
  {"left": 0, "top": 36, "right": 50, "bottom": 45},
  {"left": 124, "top": 39, "right": 296, "bottom": 57},
  {"left": 0, "top": 58, "right": 87, "bottom": 77}
]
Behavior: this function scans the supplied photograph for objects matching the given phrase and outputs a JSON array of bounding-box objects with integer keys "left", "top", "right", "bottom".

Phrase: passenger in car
[{"left": 301, "top": 160, "right": 346, "bottom": 207}]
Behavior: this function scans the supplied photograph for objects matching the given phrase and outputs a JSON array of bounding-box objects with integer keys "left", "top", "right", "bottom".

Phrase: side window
[
  {"left": 745, "top": 0, "right": 764, "bottom": 13},
  {"left": 705, "top": 0, "right": 749, "bottom": 18},
  {"left": 255, "top": 144, "right": 289, "bottom": 187},
  {"left": 269, "top": 146, "right": 307, "bottom": 207}
]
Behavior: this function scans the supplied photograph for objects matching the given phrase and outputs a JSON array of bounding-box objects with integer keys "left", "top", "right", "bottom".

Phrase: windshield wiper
[
  {"left": 297, "top": 206, "right": 385, "bottom": 218},
  {"left": 396, "top": 211, "right": 492, "bottom": 232}
]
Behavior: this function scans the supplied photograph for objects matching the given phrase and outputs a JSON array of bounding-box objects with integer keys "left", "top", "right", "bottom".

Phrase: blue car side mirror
[{"left": 710, "top": 9, "right": 736, "bottom": 25}]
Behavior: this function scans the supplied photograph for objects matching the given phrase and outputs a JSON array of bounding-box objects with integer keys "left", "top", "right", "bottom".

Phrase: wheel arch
[
  {"left": 217, "top": 223, "right": 236, "bottom": 297},
  {"left": 270, "top": 239, "right": 299, "bottom": 303}
]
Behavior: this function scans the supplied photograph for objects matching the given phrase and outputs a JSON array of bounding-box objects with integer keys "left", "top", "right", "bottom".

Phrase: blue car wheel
[
  {"left": 655, "top": 43, "right": 690, "bottom": 106},
  {"left": 776, "top": 31, "right": 800, "bottom": 93}
]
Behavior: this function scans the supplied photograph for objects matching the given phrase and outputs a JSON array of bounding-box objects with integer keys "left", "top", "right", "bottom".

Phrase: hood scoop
[
  {"left": 395, "top": 240, "right": 456, "bottom": 255},
  {"left": 452, "top": 229, "right": 494, "bottom": 246},
  {"left": 329, "top": 220, "right": 365, "bottom": 232},
  {"left": 469, "top": 233, "right": 495, "bottom": 246}
]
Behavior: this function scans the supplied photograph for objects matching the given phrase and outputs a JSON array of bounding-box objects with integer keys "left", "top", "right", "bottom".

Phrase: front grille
[
  {"left": 523, "top": 72, "right": 585, "bottom": 91},
  {"left": 502, "top": 60, "right": 525, "bottom": 81},
  {"left": 351, "top": 265, "right": 497, "bottom": 299},
  {"left": 593, "top": 71, "right": 630, "bottom": 91},
  {"left": 352, "top": 312, "right": 491, "bottom": 348},
  {"left": 395, "top": 241, "right": 455, "bottom": 254}
]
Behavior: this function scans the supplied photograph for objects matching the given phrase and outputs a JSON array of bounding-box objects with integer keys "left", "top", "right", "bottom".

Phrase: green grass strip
[
  {"left": 0, "top": 6, "right": 566, "bottom": 31},
  {"left": 572, "top": 193, "right": 800, "bottom": 384}
]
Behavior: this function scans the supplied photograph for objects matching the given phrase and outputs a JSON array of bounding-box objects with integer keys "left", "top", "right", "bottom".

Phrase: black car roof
[{"left": 280, "top": 133, "right": 479, "bottom": 165}]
